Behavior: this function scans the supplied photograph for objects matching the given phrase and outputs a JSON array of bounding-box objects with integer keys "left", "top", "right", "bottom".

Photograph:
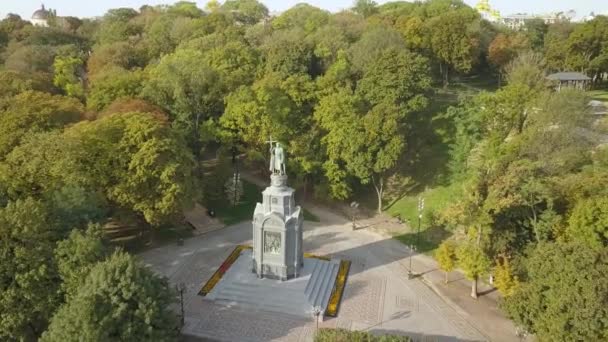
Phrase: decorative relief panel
[{"left": 264, "top": 231, "right": 281, "bottom": 254}]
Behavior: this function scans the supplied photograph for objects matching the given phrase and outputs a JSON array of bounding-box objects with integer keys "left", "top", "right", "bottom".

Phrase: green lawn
[
  {"left": 385, "top": 183, "right": 460, "bottom": 254},
  {"left": 379, "top": 75, "right": 495, "bottom": 254},
  {"left": 589, "top": 89, "right": 608, "bottom": 103}
]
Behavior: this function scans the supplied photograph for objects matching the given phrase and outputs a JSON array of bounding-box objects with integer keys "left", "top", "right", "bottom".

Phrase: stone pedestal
[{"left": 252, "top": 174, "right": 303, "bottom": 280}]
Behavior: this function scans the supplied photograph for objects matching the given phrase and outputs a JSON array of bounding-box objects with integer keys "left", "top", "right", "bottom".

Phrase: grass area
[
  {"left": 385, "top": 182, "right": 461, "bottom": 254},
  {"left": 209, "top": 179, "right": 320, "bottom": 225},
  {"left": 589, "top": 88, "right": 608, "bottom": 103},
  {"left": 211, "top": 180, "right": 261, "bottom": 225},
  {"left": 378, "top": 75, "right": 495, "bottom": 253}
]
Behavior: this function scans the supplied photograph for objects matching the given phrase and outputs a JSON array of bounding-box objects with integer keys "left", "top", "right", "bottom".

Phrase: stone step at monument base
[
  {"left": 305, "top": 260, "right": 340, "bottom": 309},
  {"left": 206, "top": 252, "right": 340, "bottom": 317},
  {"left": 213, "top": 282, "right": 311, "bottom": 317}
]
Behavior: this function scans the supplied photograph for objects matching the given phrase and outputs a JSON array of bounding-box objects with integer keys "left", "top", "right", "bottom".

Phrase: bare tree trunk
[
  {"left": 471, "top": 275, "right": 478, "bottom": 299},
  {"left": 371, "top": 175, "right": 384, "bottom": 214}
]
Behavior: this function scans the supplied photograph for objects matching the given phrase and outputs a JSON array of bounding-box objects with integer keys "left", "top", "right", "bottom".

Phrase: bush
[{"left": 315, "top": 329, "right": 412, "bottom": 342}]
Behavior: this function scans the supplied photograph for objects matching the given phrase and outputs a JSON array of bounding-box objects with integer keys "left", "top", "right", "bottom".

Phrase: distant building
[
  {"left": 475, "top": 0, "right": 501, "bottom": 23},
  {"left": 547, "top": 72, "right": 591, "bottom": 91},
  {"left": 500, "top": 12, "right": 569, "bottom": 30},
  {"left": 475, "top": 1, "right": 575, "bottom": 30},
  {"left": 31, "top": 4, "right": 50, "bottom": 27}
]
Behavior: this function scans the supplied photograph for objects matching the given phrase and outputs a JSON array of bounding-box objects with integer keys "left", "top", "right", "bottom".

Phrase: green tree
[
  {"left": 87, "top": 67, "right": 144, "bottom": 112},
  {"left": 352, "top": 0, "right": 378, "bottom": 18},
  {"left": 0, "top": 91, "right": 83, "bottom": 159},
  {"left": 425, "top": 7, "right": 481, "bottom": 86},
  {"left": 502, "top": 242, "right": 608, "bottom": 341},
  {"left": 565, "top": 16, "right": 608, "bottom": 81},
  {"left": 435, "top": 240, "right": 457, "bottom": 284},
  {"left": 357, "top": 48, "right": 431, "bottom": 110},
  {"left": 95, "top": 8, "right": 141, "bottom": 45},
  {"left": 142, "top": 49, "right": 224, "bottom": 156},
  {"left": 54, "top": 225, "right": 109, "bottom": 298},
  {"left": 493, "top": 256, "right": 519, "bottom": 297},
  {"left": 457, "top": 242, "right": 490, "bottom": 299},
  {"left": 41, "top": 252, "right": 178, "bottom": 342},
  {"left": 272, "top": 3, "right": 329, "bottom": 34},
  {"left": 543, "top": 21, "right": 574, "bottom": 72},
  {"left": 69, "top": 112, "right": 198, "bottom": 225},
  {"left": 53, "top": 55, "right": 85, "bottom": 99},
  {"left": 523, "top": 19, "right": 548, "bottom": 51},
  {"left": 0, "top": 199, "right": 60, "bottom": 340},
  {"left": 222, "top": 0, "right": 269, "bottom": 25},
  {"left": 315, "top": 91, "right": 402, "bottom": 211},
  {"left": 566, "top": 196, "right": 608, "bottom": 249}
]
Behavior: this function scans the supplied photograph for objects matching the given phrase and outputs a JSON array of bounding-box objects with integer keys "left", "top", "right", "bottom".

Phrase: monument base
[{"left": 203, "top": 249, "right": 347, "bottom": 318}]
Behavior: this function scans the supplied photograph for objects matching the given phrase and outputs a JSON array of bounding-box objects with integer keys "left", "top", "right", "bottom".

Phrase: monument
[
  {"left": 200, "top": 139, "right": 349, "bottom": 319},
  {"left": 252, "top": 139, "right": 303, "bottom": 280}
]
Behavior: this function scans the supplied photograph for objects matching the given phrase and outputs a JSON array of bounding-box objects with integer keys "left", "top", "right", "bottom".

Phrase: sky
[{"left": 2, "top": 0, "right": 607, "bottom": 20}]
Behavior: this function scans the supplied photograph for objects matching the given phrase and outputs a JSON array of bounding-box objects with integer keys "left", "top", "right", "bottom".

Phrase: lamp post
[
  {"left": 178, "top": 282, "right": 186, "bottom": 327},
  {"left": 312, "top": 306, "right": 322, "bottom": 331},
  {"left": 417, "top": 196, "right": 425, "bottom": 248},
  {"left": 408, "top": 244, "right": 415, "bottom": 279},
  {"left": 350, "top": 201, "right": 359, "bottom": 230}
]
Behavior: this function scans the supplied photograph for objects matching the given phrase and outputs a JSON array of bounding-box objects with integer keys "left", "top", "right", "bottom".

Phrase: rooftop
[
  {"left": 32, "top": 4, "right": 49, "bottom": 20},
  {"left": 547, "top": 72, "right": 591, "bottom": 81}
]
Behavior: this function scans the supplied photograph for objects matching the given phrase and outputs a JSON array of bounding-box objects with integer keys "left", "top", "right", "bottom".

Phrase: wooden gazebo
[{"left": 547, "top": 72, "right": 591, "bottom": 91}]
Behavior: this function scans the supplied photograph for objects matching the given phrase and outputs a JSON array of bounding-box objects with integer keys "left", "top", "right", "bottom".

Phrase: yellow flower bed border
[
  {"left": 303, "top": 252, "right": 331, "bottom": 261},
  {"left": 198, "top": 245, "right": 252, "bottom": 296},
  {"left": 326, "top": 259, "right": 351, "bottom": 317}
]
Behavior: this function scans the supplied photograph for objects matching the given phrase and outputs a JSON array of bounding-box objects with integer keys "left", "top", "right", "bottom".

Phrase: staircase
[
  {"left": 211, "top": 281, "right": 311, "bottom": 317},
  {"left": 207, "top": 257, "right": 340, "bottom": 318},
  {"left": 304, "top": 260, "right": 340, "bottom": 312}
]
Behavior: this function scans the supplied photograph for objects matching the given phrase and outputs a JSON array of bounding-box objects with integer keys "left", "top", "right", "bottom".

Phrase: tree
[
  {"left": 0, "top": 91, "right": 83, "bottom": 159},
  {"left": 95, "top": 8, "right": 141, "bottom": 45},
  {"left": 487, "top": 33, "right": 529, "bottom": 83},
  {"left": 315, "top": 90, "right": 402, "bottom": 211},
  {"left": 0, "top": 112, "right": 198, "bottom": 226},
  {"left": 457, "top": 242, "right": 490, "bottom": 299},
  {"left": 222, "top": 0, "right": 269, "bottom": 25},
  {"left": 54, "top": 225, "right": 109, "bottom": 298},
  {"left": 69, "top": 112, "right": 199, "bottom": 225},
  {"left": 142, "top": 49, "right": 224, "bottom": 157},
  {"left": 87, "top": 67, "right": 144, "bottom": 112},
  {"left": 272, "top": 3, "right": 330, "bottom": 34},
  {"left": 357, "top": 48, "right": 431, "bottom": 110},
  {"left": 53, "top": 55, "right": 85, "bottom": 99},
  {"left": 565, "top": 16, "right": 608, "bottom": 81},
  {"left": 41, "top": 252, "right": 178, "bottom": 341},
  {"left": 493, "top": 256, "right": 519, "bottom": 297},
  {"left": 0, "top": 199, "right": 60, "bottom": 340},
  {"left": 566, "top": 197, "right": 608, "bottom": 249},
  {"left": 523, "top": 19, "right": 548, "bottom": 51},
  {"left": 435, "top": 240, "right": 457, "bottom": 284},
  {"left": 260, "top": 29, "right": 314, "bottom": 77},
  {"left": 502, "top": 242, "right": 608, "bottom": 341},
  {"left": 352, "top": 0, "right": 378, "bottom": 18},
  {"left": 425, "top": 7, "right": 481, "bottom": 86},
  {"left": 543, "top": 21, "right": 574, "bottom": 72},
  {"left": 168, "top": 1, "right": 204, "bottom": 18}
]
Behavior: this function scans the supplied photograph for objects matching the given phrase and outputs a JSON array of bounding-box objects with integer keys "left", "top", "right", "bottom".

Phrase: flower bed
[
  {"left": 198, "top": 245, "right": 252, "bottom": 296},
  {"left": 325, "top": 259, "right": 351, "bottom": 317},
  {"left": 303, "top": 252, "right": 331, "bottom": 261}
]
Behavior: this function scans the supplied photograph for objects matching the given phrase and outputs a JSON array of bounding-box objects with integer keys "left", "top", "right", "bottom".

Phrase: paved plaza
[{"left": 139, "top": 207, "right": 492, "bottom": 342}]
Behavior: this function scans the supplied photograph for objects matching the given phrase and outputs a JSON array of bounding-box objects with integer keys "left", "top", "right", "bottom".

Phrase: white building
[{"left": 31, "top": 4, "right": 50, "bottom": 27}]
